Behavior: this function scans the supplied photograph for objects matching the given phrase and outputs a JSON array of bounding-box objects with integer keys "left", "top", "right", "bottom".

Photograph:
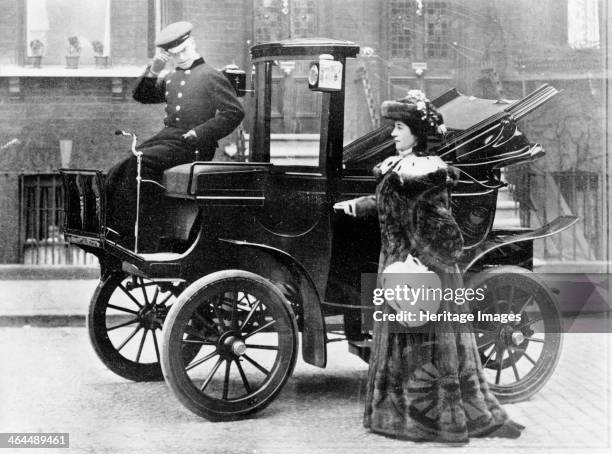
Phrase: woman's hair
[{"left": 400, "top": 118, "right": 429, "bottom": 155}]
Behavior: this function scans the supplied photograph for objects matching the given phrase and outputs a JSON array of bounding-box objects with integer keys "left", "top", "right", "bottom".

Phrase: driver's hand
[
  {"left": 182, "top": 129, "right": 198, "bottom": 144},
  {"left": 150, "top": 48, "right": 170, "bottom": 75},
  {"left": 333, "top": 200, "right": 357, "bottom": 217}
]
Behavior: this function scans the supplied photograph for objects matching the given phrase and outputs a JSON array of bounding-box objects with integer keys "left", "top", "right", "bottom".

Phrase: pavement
[
  {"left": 0, "top": 328, "right": 610, "bottom": 453},
  {"left": 0, "top": 267, "right": 99, "bottom": 325},
  {"left": 0, "top": 268, "right": 610, "bottom": 453}
]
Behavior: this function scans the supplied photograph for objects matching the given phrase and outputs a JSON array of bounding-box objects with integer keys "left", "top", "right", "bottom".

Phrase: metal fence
[
  {"left": 19, "top": 173, "right": 97, "bottom": 265},
  {"left": 507, "top": 165, "right": 604, "bottom": 261}
]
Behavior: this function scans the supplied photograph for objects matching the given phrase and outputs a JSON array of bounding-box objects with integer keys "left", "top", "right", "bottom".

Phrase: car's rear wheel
[
  {"left": 468, "top": 266, "right": 563, "bottom": 403},
  {"left": 87, "top": 272, "right": 189, "bottom": 381}
]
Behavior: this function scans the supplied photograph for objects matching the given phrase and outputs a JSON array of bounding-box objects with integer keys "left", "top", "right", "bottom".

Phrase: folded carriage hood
[
  {"left": 163, "top": 162, "right": 271, "bottom": 200},
  {"left": 343, "top": 84, "right": 558, "bottom": 169},
  {"left": 433, "top": 84, "right": 559, "bottom": 131}
]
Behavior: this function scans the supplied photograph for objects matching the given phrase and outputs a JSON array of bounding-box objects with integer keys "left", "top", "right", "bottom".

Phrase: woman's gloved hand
[{"left": 333, "top": 199, "right": 358, "bottom": 217}]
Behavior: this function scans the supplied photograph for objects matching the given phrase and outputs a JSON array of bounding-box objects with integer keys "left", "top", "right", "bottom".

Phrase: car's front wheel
[{"left": 161, "top": 270, "right": 298, "bottom": 420}]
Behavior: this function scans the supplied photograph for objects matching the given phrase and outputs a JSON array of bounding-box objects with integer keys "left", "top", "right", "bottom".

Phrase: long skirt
[{"left": 363, "top": 274, "right": 524, "bottom": 443}]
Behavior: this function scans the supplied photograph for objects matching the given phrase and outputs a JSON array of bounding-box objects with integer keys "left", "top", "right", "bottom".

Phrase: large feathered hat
[{"left": 381, "top": 89, "right": 447, "bottom": 136}]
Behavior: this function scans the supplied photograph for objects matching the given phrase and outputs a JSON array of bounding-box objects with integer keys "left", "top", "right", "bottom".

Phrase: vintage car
[{"left": 61, "top": 38, "right": 577, "bottom": 421}]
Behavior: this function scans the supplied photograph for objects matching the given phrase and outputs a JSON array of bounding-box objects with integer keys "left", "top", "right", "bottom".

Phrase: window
[
  {"left": 255, "top": 0, "right": 289, "bottom": 43},
  {"left": 26, "top": 0, "right": 111, "bottom": 64},
  {"left": 567, "top": 0, "right": 600, "bottom": 49},
  {"left": 154, "top": 0, "right": 169, "bottom": 34},
  {"left": 250, "top": 60, "right": 321, "bottom": 167},
  {"left": 149, "top": 0, "right": 170, "bottom": 58},
  {"left": 290, "top": 0, "right": 317, "bottom": 38},
  {"left": 389, "top": 0, "right": 414, "bottom": 58},
  {"left": 269, "top": 60, "right": 321, "bottom": 166},
  {"left": 253, "top": 0, "right": 317, "bottom": 43},
  {"left": 425, "top": 1, "right": 449, "bottom": 58},
  {"left": 388, "top": 0, "right": 451, "bottom": 59}
]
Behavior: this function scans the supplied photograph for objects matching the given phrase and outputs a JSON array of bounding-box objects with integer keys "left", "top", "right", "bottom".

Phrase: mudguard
[
  {"left": 219, "top": 239, "right": 327, "bottom": 368},
  {"left": 460, "top": 215, "right": 579, "bottom": 273}
]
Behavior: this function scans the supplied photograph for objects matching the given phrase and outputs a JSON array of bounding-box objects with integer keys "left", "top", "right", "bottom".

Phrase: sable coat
[
  {"left": 354, "top": 155, "right": 464, "bottom": 274},
  {"left": 356, "top": 155, "right": 524, "bottom": 441}
]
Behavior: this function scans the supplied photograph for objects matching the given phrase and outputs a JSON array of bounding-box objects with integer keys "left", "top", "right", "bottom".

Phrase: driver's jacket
[{"left": 133, "top": 57, "right": 244, "bottom": 153}]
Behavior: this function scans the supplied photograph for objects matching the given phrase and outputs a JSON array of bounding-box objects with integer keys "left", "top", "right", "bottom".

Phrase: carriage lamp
[
  {"left": 308, "top": 54, "right": 343, "bottom": 92},
  {"left": 222, "top": 65, "right": 247, "bottom": 97},
  {"left": 308, "top": 63, "right": 319, "bottom": 86}
]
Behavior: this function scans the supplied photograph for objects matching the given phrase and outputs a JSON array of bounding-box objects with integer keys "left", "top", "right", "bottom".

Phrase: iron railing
[
  {"left": 19, "top": 173, "right": 97, "bottom": 265},
  {"left": 507, "top": 164, "right": 604, "bottom": 261}
]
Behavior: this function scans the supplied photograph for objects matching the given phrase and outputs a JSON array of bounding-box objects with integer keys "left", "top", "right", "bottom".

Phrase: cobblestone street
[{"left": 0, "top": 327, "right": 610, "bottom": 453}]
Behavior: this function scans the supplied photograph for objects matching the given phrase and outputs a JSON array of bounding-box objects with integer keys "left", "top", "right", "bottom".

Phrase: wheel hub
[
  {"left": 511, "top": 331, "right": 525, "bottom": 346},
  {"left": 216, "top": 331, "right": 247, "bottom": 358},
  {"left": 230, "top": 337, "right": 247, "bottom": 356},
  {"left": 139, "top": 304, "right": 167, "bottom": 330},
  {"left": 499, "top": 324, "right": 517, "bottom": 346},
  {"left": 223, "top": 335, "right": 247, "bottom": 356}
]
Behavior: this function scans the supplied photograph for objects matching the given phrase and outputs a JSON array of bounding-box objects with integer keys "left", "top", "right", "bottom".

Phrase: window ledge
[{"left": 0, "top": 65, "right": 145, "bottom": 78}]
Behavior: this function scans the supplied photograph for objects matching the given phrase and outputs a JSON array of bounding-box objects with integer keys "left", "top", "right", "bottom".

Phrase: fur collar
[{"left": 375, "top": 155, "right": 459, "bottom": 191}]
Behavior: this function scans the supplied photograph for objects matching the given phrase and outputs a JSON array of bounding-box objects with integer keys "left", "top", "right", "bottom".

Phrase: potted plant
[
  {"left": 28, "top": 39, "right": 44, "bottom": 68},
  {"left": 65, "top": 36, "right": 81, "bottom": 69},
  {"left": 91, "top": 40, "right": 109, "bottom": 68}
]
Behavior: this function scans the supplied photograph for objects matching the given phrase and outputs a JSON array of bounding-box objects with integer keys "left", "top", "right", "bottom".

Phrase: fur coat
[
  {"left": 354, "top": 154, "right": 524, "bottom": 442},
  {"left": 354, "top": 154, "right": 464, "bottom": 273}
]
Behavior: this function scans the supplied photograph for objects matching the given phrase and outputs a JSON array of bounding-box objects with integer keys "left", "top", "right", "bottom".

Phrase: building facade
[{"left": 0, "top": 0, "right": 608, "bottom": 265}]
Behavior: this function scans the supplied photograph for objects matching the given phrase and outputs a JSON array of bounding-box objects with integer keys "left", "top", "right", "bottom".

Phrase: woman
[{"left": 334, "top": 91, "right": 524, "bottom": 442}]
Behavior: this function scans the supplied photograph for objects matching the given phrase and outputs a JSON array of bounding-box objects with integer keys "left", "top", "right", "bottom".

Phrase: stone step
[
  {"left": 494, "top": 186, "right": 521, "bottom": 228},
  {"left": 493, "top": 216, "right": 521, "bottom": 228},
  {"left": 497, "top": 200, "right": 519, "bottom": 210}
]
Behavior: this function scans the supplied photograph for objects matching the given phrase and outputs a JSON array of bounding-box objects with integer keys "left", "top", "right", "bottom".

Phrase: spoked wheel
[
  {"left": 161, "top": 270, "right": 298, "bottom": 421},
  {"left": 88, "top": 272, "right": 188, "bottom": 381},
  {"left": 467, "top": 266, "right": 563, "bottom": 403}
]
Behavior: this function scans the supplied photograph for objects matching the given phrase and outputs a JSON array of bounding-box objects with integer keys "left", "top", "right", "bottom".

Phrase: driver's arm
[
  {"left": 191, "top": 69, "right": 244, "bottom": 149},
  {"left": 133, "top": 69, "right": 167, "bottom": 104},
  {"left": 133, "top": 49, "right": 169, "bottom": 104}
]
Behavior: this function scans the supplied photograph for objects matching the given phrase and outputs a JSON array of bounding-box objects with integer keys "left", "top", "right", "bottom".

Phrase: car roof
[{"left": 250, "top": 37, "right": 360, "bottom": 60}]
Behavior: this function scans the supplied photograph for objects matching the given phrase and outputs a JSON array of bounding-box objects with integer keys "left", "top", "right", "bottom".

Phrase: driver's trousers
[{"left": 105, "top": 127, "right": 214, "bottom": 252}]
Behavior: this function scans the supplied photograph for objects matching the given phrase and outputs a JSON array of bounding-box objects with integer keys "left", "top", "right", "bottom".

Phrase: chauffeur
[{"left": 105, "top": 21, "right": 244, "bottom": 251}]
